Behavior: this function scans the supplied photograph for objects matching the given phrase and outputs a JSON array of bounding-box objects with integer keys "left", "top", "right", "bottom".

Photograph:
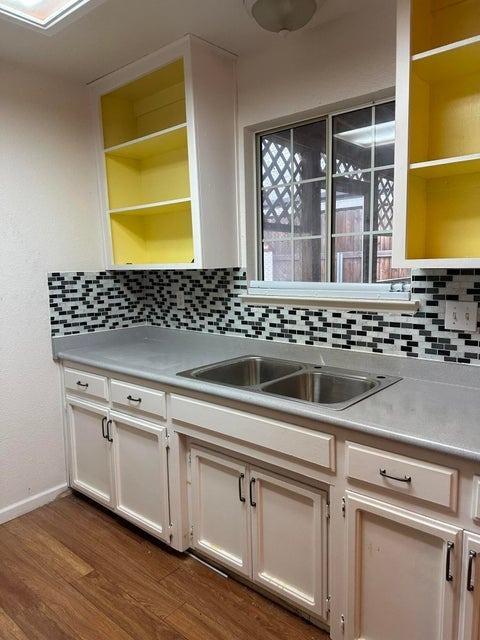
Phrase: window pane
[
  {"left": 294, "top": 238, "right": 326, "bottom": 282},
  {"left": 374, "top": 102, "right": 395, "bottom": 167},
  {"left": 374, "top": 169, "right": 394, "bottom": 231},
  {"left": 332, "top": 235, "right": 369, "bottom": 283},
  {"left": 293, "top": 120, "right": 327, "bottom": 181},
  {"left": 293, "top": 181, "right": 326, "bottom": 237},
  {"left": 332, "top": 173, "right": 371, "bottom": 234},
  {"left": 261, "top": 130, "right": 291, "bottom": 187},
  {"left": 262, "top": 186, "right": 291, "bottom": 241},
  {"left": 372, "top": 235, "right": 410, "bottom": 283},
  {"left": 333, "top": 107, "right": 372, "bottom": 174},
  {"left": 263, "top": 240, "right": 292, "bottom": 281}
]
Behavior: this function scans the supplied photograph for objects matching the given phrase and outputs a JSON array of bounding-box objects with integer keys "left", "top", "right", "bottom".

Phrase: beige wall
[
  {"left": 236, "top": 0, "right": 397, "bottom": 267},
  {"left": 0, "top": 61, "right": 102, "bottom": 519}
]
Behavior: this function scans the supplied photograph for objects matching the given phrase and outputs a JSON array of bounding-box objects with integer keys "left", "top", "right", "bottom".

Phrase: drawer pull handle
[
  {"left": 127, "top": 395, "right": 142, "bottom": 403},
  {"left": 379, "top": 468, "right": 412, "bottom": 484},
  {"left": 238, "top": 473, "right": 246, "bottom": 503},
  {"left": 467, "top": 550, "right": 477, "bottom": 592},
  {"left": 101, "top": 417, "right": 107, "bottom": 439},
  {"left": 76, "top": 381, "right": 89, "bottom": 388},
  {"left": 446, "top": 541, "right": 454, "bottom": 582},
  {"left": 249, "top": 477, "right": 256, "bottom": 508},
  {"left": 106, "top": 419, "right": 113, "bottom": 443}
]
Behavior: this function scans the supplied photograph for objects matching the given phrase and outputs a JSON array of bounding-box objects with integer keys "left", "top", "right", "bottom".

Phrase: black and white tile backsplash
[{"left": 48, "top": 268, "right": 480, "bottom": 366}]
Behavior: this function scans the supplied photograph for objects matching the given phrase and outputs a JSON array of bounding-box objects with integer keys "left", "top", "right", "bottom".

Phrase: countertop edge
[{"left": 56, "top": 349, "right": 480, "bottom": 465}]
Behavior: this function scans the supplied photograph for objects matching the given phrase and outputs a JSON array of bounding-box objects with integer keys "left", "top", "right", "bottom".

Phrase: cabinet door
[
  {"left": 250, "top": 467, "right": 328, "bottom": 619},
  {"left": 66, "top": 398, "right": 112, "bottom": 507},
  {"left": 111, "top": 413, "right": 170, "bottom": 542},
  {"left": 190, "top": 447, "right": 251, "bottom": 577},
  {"left": 345, "top": 491, "right": 462, "bottom": 640},
  {"left": 459, "top": 531, "right": 480, "bottom": 640}
]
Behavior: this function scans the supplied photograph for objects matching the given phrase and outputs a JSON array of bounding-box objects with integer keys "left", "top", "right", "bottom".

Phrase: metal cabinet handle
[
  {"left": 106, "top": 419, "right": 113, "bottom": 443},
  {"left": 101, "top": 417, "right": 107, "bottom": 439},
  {"left": 249, "top": 477, "right": 256, "bottom": 508},
  {"left": 446, "top": 542, "right": 454, "bottom": 582},
  {"left": 76, "top": 381, "right": 89, "bottom": 388},
  {"left": 238, "top": 473, "right": 246, "bottom": 503},
  {"left": 127, "top": 395, "right": 142, "bottom": 403},
  {"left": 379, "top": 468, "right": 412, "bottom": 484},
  {"left": 467, "top": 550, "right": 477, "bottom": 592}
]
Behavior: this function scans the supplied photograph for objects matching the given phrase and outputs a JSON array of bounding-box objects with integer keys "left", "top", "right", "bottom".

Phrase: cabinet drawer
[
  {"left": 345, "top": 442, "right": 458, "bottom": 510},
  {"left": 64, "top": 368, "right": 108, "bottom": 402},
  {"left": 171, "top": 395, "right": 335, "bottom": 472},
  {"left": 111, "top": 380, "right": 166, "bottom": 420}
]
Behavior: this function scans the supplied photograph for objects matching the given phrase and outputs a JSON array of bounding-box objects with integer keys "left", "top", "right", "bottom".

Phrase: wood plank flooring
[{"left": 0, "top": 494, "right": 329, "bottom": 640}]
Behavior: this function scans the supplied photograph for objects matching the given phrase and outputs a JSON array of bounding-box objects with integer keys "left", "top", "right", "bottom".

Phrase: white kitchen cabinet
[
  {"left": 459, "top": 531, "right": 480, "bottom": 640},
  {"left": 190, "top": 447, "right": 251, "bottom": 576},
  {"left": 66, "top": 397, "right": 113, "bottom": 508},
  {"left": 66, "top": 396, "right": 170, "bottom": 542},
  {"left": 250, "top": 466, "right": 328, "bottom": 617},
  {"left": 111, "top": 412, "right": 170, "bottom": 542},
  {"left": 189, "top": 446, "right": 328, "bottom": 620},
  {"left": 344, "top": 491, "right": 462, "bottom": 640},
  {"left": 91, "top": 34, "right": 238, "bottom": 270}
]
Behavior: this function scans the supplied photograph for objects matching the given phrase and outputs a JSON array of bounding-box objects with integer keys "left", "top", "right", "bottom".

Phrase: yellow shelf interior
[
  {"left": 409, "top": 63, "right": 480, "bottom": 164},
  {"left": 101, "top": 59, "right": 186, "bottom": 148},
  {"left": 110, "top": 201, "right": 194, "bottom": 266},
  {"left": 105, "top": 136, "right": 190, "bottom": 209},
  {"left": 406, "top": 1, "right": 480, "bottom": 261},
  {"left": 406, "top": 170, "right": 480, "bottom": 259},
  {"left": 411, "top": 0, "right": 480, "bottom": 55},
  {"left": 101, "top": 58, "right": 194, "bottom": 266}
]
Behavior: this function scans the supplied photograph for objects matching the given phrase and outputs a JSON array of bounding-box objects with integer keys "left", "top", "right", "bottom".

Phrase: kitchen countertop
[{"left": 53, "top": 326, "right": 480, "bottom": 464}]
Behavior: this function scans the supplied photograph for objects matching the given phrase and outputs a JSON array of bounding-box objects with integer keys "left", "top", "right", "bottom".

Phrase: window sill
[{"left": 239, "top": 293, "right": 420, "bottom": 314}]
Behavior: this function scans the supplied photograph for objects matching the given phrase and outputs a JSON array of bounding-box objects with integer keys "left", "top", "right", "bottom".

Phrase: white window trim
[{"left": 243, "top": 91, "right": 419, "bottom": 314}]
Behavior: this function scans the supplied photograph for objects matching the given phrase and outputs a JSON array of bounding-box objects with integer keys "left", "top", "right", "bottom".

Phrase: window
[
  {"left": 258, "top": 101, "right": 410, "bottom": 288},
  {"left": 0, "top": 0, "right": 100, "bottom": 31}
]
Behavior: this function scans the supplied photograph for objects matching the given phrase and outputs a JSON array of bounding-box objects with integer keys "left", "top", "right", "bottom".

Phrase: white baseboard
[{"left": 0, "top": 483, "right": 69, "bottom": 525}]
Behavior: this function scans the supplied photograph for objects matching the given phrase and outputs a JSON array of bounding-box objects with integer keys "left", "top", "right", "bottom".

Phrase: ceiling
[{"left": 0, "top": 0, "right": 393, "bottom": 84}]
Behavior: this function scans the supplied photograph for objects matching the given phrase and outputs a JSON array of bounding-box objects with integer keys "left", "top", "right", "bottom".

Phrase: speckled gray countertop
[{"left": 53, "top": 326, "right": 480, "bottom": 464}]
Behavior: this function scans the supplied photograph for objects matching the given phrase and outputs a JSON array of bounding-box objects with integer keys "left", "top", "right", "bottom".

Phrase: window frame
[{"left": 256, "top": 97, "right": 402, "bottom": 288}]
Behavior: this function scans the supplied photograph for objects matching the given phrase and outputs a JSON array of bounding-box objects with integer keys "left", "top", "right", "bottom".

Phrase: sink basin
[
  {"left": 181, "top": 356, "right": 303, "bottom": 387},
  {"left": 262, "top": 371, "right": 378, "bottom": 407},
  {"left": 178, "top": 356, "right": 400, "bottom": 410}
]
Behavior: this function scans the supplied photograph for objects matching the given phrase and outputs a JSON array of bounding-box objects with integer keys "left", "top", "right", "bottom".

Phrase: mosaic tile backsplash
[{"left": 48, "top": 268, "right": 480, "bottom": 366}]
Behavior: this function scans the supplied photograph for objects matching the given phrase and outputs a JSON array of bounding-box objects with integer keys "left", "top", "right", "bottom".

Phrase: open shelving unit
[
  {"left": 92, "top": 36, "right": 238, "bottom": 271},
  {"left": 394, "top": 0, "right": 480, "bottom": 266},
  {"left": 99, "top": 57, "right": 194, "bottom": 267}
]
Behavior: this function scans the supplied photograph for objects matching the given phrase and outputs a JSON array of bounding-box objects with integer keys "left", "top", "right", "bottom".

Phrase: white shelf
[
  {"left": 108, "top": 197, "right": 191, "bottom": 216},
  {"left": 410, "top": 154, "right": 480, "bottom": 178},
  {"left": 412, "top": 36, "right": 480, "bottom": 83},
  {"left": 104, "top": 123, "right": 188, "bottom": 160}
]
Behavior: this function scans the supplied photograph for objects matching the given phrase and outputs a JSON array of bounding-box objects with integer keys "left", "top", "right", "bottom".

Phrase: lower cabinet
[
  {"left": 67, "top": 398, "right": 112, "bottom": 507},
  {"left": 344, "top": 491, "right": 462, "bottom": 640},
  {"left": 111, "top": 412, "right": 170, "bottom": 539},
  {"left": 459, "top": 531, "right": 480, "bottom": 640},
  {"left": 189, "top": 446, "right": 328, "bottom": 620},
  {"left": 66, "top": 397, "right": 170, "bottom": 543}
]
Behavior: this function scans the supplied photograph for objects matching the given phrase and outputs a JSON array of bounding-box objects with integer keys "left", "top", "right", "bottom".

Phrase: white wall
[
  {"left": 236, "top": 0, "right": 397, "bottom": 268},
  {"left": 0, "top": 62, "right": 102, "bottom": 520}
]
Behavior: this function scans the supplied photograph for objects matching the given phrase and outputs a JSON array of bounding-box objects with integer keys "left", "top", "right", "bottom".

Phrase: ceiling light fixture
[
  {"left": 0, "top": 0, "right": 105, "bottom": 33},
  {"left": 244, "top": 0, "right": 323, "bottom": 35}
]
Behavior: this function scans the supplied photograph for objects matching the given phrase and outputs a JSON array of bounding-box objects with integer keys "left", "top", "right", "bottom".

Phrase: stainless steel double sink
[{"left": 178, "top": 356, "right": 400, "bottom": 410}]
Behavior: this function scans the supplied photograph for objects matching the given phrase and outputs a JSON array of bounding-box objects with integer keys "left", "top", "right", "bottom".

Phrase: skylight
[{"left": 0, "top": 0, "right": 102, "bottom": 32}]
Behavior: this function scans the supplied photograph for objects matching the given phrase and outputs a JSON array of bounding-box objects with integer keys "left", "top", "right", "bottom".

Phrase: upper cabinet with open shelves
[
  {"left": 393, "top": 0, "right": 480, "bottom": 267},
  {"left": 91, "top": 36, "right": 239, "bottom": 270}
]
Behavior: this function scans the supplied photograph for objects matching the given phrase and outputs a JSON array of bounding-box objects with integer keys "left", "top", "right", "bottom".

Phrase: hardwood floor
[{"left": 0, "top": 494, "right": 329, "bottom": 640}]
